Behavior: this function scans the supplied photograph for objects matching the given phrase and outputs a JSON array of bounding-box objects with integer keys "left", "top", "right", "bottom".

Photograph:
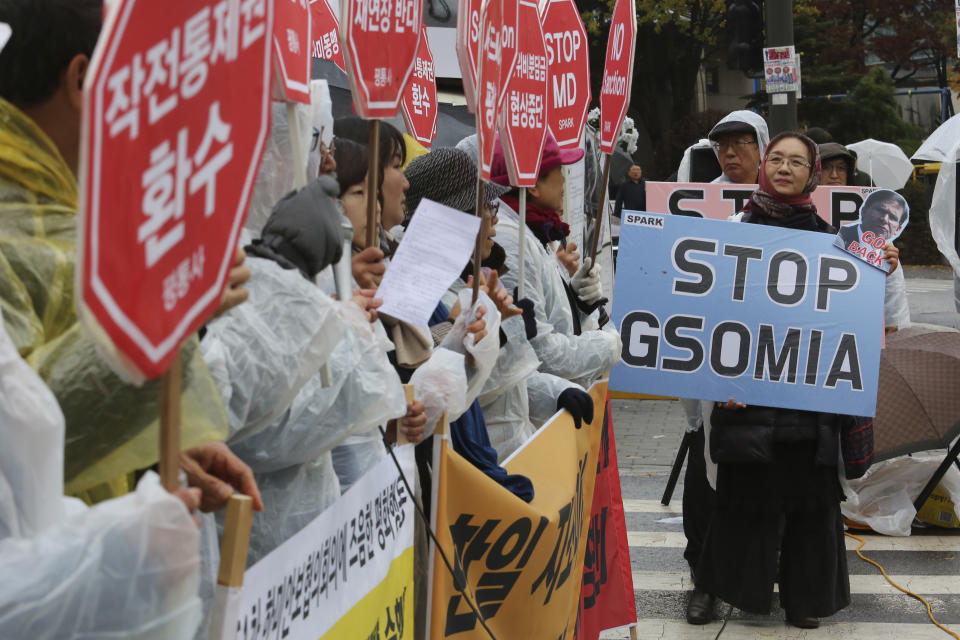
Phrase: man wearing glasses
[
  {"left": 682, "top": 109, "right": 770, "bottom": 625},
  {"left": 706, "top": 110, "right": 769, "bottom": 185}
]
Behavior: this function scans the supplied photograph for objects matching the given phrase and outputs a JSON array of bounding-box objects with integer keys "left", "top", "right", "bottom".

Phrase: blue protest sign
[{"left": 611, "top": 212, "right": 885, "bottom": 416}]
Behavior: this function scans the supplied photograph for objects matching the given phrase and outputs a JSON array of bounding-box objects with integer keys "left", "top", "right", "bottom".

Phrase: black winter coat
[
  {"left": 710, "top": 405, "right": 847, "bottom": 467},
  {"left": 708, "top": 205, "right": 850, "bottom": 468}
]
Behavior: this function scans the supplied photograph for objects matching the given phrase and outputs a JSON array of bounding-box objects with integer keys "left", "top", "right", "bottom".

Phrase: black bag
[{"left": 841, "top": 417, "right": 874, "bottom": 480}]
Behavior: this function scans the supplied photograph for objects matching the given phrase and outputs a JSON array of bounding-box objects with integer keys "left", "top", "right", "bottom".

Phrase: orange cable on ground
[{"left": 844, "top": 532, "right": 960, "bottom": 639}]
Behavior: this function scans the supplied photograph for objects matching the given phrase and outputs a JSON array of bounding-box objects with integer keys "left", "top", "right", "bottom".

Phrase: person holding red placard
[
  {"left": 475, "top": 133, "right": 621, "bottom": 390},
  {"left": 0, "top": 0, "right": 260, "bottom": 512}
]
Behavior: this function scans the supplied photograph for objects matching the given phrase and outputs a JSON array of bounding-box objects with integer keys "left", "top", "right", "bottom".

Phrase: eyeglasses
[
  {"left": 711, "top": 138, "right": 757, "bottom": 153},
  {"left": 823, "top": 160, "right": 848, "bottom": 174},
  {"left": 766, "top": 154, "right": 811, "bottom": 170},
  {"left": 476, "top": 201, "right": 500, "bottom": 217},
  {"left": 311, "top": 127, "right": 336, "bottom": 158}
]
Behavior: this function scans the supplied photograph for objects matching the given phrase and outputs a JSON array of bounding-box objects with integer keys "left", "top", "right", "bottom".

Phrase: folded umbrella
[{"left": 872, "top": 326, "right": 960, "bottom": 510}]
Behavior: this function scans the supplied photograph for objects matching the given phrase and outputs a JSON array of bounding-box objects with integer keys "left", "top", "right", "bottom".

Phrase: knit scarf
[{"left": 501, "top": 192, "right": 569, "bottom": 245}]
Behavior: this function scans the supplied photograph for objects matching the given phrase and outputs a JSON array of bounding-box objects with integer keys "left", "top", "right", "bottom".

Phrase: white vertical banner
[{"left": 234, "top": 447, "right": 416, "bottom": 640}]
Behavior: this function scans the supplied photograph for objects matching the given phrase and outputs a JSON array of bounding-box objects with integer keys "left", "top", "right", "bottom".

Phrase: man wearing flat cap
[{"left": 707, "top": 110, "right": 770, "bottom": 184}]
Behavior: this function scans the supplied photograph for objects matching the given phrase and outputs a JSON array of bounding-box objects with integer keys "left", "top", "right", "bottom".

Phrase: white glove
[{"left": 571, "top": 257, "right": 603, "bottom": 304}]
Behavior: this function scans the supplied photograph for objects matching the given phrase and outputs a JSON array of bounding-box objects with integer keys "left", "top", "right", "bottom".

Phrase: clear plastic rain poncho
[
  {"left": 200, "top": 256, "right": 345, "bottom": 441},
  {"left": 0, "top": 97, "right": 227, "bottom": 500},
  {"left": 0, "top": 318, "right": 202, "bottom": 639},
  {"left": 246, "top": 102, "right": 313, "bottom": 235},
  {"left": 239, "top": 304, "right": 405, "bottom": 561},
  {"left": 409, "top": 289, "right": 502, "bottom": 437},
  {"left": 202, "top": 254, "right": 405, "bottom": 561},
  {"left": 494, "top": 198, "right": 621, "bottom": 388},
  {"left": 328, "top": 315, "right": 408, "bottom": 494},
  {"left": 442, "top": 281, "right": 577, "bottom": 460}
]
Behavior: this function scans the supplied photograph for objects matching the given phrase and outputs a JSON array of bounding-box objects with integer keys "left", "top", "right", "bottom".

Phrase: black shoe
[
  {"left": 686, "top": 588, "right": 716, "bottom": 625},
  {"left": 786, "top": 614, "right": 820, "bottom": 629}
]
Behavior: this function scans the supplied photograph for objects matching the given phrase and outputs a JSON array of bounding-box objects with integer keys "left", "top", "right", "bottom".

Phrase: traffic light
[{"left": 726, "top": 0, "right": 763, "bottom": 77}]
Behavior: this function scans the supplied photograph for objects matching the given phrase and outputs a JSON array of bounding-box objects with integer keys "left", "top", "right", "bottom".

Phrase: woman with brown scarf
[{"left": 694, "top": 133, "right": 898, "bottom": 629}]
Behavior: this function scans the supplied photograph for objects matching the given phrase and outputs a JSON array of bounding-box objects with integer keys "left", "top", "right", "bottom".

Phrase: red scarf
[{"left": 501, "top": 192, "right": 569, "bottom": 245}]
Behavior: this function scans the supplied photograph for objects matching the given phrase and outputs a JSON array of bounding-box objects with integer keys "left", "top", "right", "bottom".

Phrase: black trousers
[
  {"left": 695, "top": 493, "right": 850, "bottom": 617},
  {"left": 694, "top": 443, "right": 851, "bottom": 618},
  {"left": 682, "top": 424, "right": 716, "bottom": 574}
]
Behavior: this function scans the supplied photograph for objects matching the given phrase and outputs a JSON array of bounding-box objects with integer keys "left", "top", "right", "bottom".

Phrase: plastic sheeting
[
  {"left": 307, "top": 80, "right": 335, "bottom": 180},
  {"left": 410, "top": 348, "right": 467, "bottom": 436},
  {"left": 0, "top": 472, "right": 202, "bottom": 639},
  {"left": 495, "top": 199, "right": 621, "bottom": 387},
  {"left": 0, "top": 317, "right": 203, "bottom": 638},
  {"left": 248, "top": 102, "right": 314, "bottom": 235},
  {"left": 527, "top": 372, "right": 581, "bottom": 427},
  {"left": 0, "top": 313, "right": 65, "bottom": 537},
  {"left": 440, "top": 289, "right": 501, "bottom": 413},
  {"left": 240, "top": 455, "right": 341, "bottom": 565},
  {"left": 928, "top": 141, "right": 960, "bottom": 278},
  {"left": 200, "top": 257, "right": 344, "bottom": 441},
  {"left": 236, "top": 308, "right": 405, "bottom": 473},
  {"left": 840, "top": 454, "right": 960, "bottom": 537},
  {"left": 884, "top": 265, "right": 911, "bottom": 329}
]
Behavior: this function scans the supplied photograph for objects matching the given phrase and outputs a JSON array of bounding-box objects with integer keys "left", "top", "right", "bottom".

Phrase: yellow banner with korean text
[{"left": 427, "top": 380, "right": 609, "bottom": 639}]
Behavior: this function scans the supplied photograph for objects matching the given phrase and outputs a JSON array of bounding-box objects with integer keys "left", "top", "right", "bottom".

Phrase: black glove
[
  {"left": 513, "top": 289, "right": 537, "bottom": 340},
  {"left": 557, "top": 388, "right": 594, "bottom": 429}
]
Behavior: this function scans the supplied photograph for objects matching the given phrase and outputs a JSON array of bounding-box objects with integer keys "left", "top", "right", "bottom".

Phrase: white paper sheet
[{"left": 375, "top": 198, "right": 481, "bottom": 326}]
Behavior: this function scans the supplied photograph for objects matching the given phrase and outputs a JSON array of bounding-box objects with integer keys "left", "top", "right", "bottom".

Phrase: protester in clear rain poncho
[
  {"left": 0, "top": 316, "right": 205, "bottom": 639},
  {"left": 457, "top": 134, "right": 621, "bottom": 390},
  {"left": 323, "top": 138, "right": 434, "bottom": 496},
  {"left": 0, "top": 0, "right": 259, "bottom": 506},
  {"left": 404, "top": 147, "right": 595, "bottom": 462}
]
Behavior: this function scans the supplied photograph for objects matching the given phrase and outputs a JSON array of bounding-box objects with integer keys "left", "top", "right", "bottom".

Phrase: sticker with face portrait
[{"left": 833, "top": 188, "right": 909, "bottom": 272}]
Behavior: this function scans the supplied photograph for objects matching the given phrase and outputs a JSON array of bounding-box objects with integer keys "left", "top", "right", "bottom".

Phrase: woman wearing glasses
[{"left": 695, "top": 133, "right": 898, "bottom": 629}]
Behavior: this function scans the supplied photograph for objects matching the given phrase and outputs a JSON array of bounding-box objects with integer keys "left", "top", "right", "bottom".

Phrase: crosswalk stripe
[
  {"left": 623, "top": 499, "right": 680, "bottom": 513},
  {"left": 628, "top": 531, "right": 960, "bottom": 552},
  {"left": 599, "top": 619, "right": 960, "bottom": 639},
  {"left": 629, "top": 570, "right": 960, "bottom": 595}
]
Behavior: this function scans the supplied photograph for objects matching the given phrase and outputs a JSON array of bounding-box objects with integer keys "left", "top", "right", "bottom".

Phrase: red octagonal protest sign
[
  {"left": 78, "top": 0, "right": 274, "bottom": 381},
  {"left": 541, "top": 0, "right": 590, "bottom": 149},
  {"left": 456, "top": 0, "right": 483, "bottom": 111},
  {"left": 458, "top": 0, "right": 518, "bottom": 116},
  {"left": 341, "top": 0, "right": 422, "bottom": 118},
  {"left": 273, "top": 0, "right": 312, "bottom": 103},
  {"left": 499, "top": 0, "right": 548, "bottom": 187},
  {"left": 310, "top": 0, "right": 345, "bottom": 72},
  {"left": 498, "top": 0, "right": 519, "bottom": 109},
  {"left": 598, "top": 0, "right": 636, "bottom": 154},
  {"left": 401, "top": 30, "right": 438, "bottom": 147},
  {"left": 476, "top": 0, "right": 509, "bottom": 179}
]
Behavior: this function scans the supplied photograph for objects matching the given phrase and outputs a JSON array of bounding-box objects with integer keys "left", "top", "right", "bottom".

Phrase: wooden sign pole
[
  {"left": 399, "top": 384, "right": 415, "bottom": 446},
  {"left": 517, "top": 187, "right": 527, "bottom": 299},
  {"left": 208, "top": 494, "right": 254, "bottom": 640},
  {"left": 588, "top": 152, "right": 612, "bottom": 266},
  {"left": 159, "top": 350, "right": 183, "bottom": 493},
  {"left": 472, "top": 168, "right": 484, "bottom": 306},
  {"left": 365, "top": 120, "right": 382, "bottom": 249}
]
